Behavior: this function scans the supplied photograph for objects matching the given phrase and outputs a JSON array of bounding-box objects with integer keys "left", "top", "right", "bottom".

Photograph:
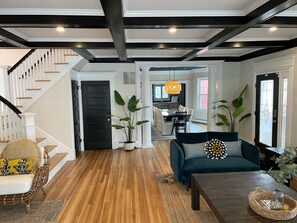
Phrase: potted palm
[
  {"left": 111, "top": 90, "right": 149, "bottom": 151},
  {"left": 213, "top": 84, "right": 251, "bottom": 132}
]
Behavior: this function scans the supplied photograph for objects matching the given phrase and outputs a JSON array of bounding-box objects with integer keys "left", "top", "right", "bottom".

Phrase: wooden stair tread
[
  {"left": 45, "top": 71, "right": 60, "bottom": 73},
  {"left": 0, "top": 140, "right": 9, "bottom": 143},
  {"left": 16, "top": 97, "right": 32, "bottom": 99},
  {"left": 45, "top": 145, "right": 57, "bottom": 153},
  {"left": 64, "top": 53, "right": 78, "bottom": 56},
  {"left": 36, "top": 137, "right": 46, "bottom": 143},
  {"left": 49, "top": 153, "right": 67, "bottom": 171},
  {"left": 26, "top": 88, "right": 41, "bottom": 90},
  {"left": 54, "top": 62, "right": 69, "bottom": 65},
  {"left": 36, "top": 79, "right": 50, "bottom": 82}
]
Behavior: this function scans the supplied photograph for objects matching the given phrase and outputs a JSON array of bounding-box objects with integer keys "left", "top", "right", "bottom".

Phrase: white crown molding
[
  {"left": 28, "top": 38, "right": 113, "bottom": 42},
  {"left": 124, "top": 10, "right": 244, "bottom": 17},
  {"left": 276, "top": 11, "right": 297, "bottom": 17},
  {"left": 3, "top": 28, "right": 29, "bottom": 41},
  {"left": 0, "top": 8, "right": 104, "bottom": 16},
  {"left": 228, "top": 37, "right": 291, "bottom": 42},
  {"left": 126, "top": 38, "right": 205, "bottom": 43},
  {"left": 244, "top": 0, "right": 269, "bottom": 15}
]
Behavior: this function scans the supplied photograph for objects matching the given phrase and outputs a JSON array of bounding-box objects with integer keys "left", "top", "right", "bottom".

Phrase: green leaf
[
  {"left": 114, "top": 90, "right": 125, "bottom": 106},
  {"left": 127, "top": 126, "right": 135, "bottom": 129},
  {"left": 238, "top": 84, "right": 248, "bottom": 98},
  {"left": 120, "top": 117, "right": 130, "bottom": 121},
  {"left": 213, "top": 100, "right": 228, "bottom": 104},
  {"left": 237, "top": 113, "right": 251, "bottom": 123},
  {"left": 111, "top": 125, "right": 125, "bottom": 129},
  {"left": 232, "top": 84, "right": 247, "bottom": 108},
  {"left": 136, "top": 120, "right": 149, "bottom": 125},
  {"left": 215, "top": 122, "right": 226, "bottom": 126},
  {"left": 232, "top": 104, "right": 244, "bottom": 118},
  {"left": 128, "top": 96, "right": 140, "bottom": 112},
  {"left": 215, "top": 113, "right": 231, "bottom": 127},
  {"left": 213, "top": 104, "right": 229, "bottom": 110}
]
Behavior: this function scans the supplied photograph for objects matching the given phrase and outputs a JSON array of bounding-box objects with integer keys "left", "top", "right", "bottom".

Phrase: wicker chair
[{"left": 0, "top": 139, "right": 50, "bottom": 213}]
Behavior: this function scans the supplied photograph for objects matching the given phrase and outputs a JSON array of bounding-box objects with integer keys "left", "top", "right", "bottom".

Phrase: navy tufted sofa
[{"left": 170, "top": 132, "right": 260, "bottom": 185}]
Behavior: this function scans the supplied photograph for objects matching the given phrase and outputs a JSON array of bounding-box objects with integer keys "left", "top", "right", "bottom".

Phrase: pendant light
[{"left": 164, "top": 67, "right": 181, "bottom": 95}]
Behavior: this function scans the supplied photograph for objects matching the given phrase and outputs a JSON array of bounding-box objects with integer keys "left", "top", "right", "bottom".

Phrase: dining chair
[{"left": 171, "top": 112, "right": 188, "bottom": 135}]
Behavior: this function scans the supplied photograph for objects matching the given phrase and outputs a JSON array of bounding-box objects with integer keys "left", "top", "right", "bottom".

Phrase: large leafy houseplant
[
  {"left": 213, "top": 84, "right": 251, "bottom": 132},
  {"left": 268, "top": 147, "right": 297, "bottom": 184},
  {"left": 111, "top": 90, "right": 149, "bottom": 149}
]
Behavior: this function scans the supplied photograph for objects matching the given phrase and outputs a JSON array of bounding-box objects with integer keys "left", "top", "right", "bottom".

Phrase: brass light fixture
[{"left": 164, "top": 68, "right": 181, "bottom": 95}]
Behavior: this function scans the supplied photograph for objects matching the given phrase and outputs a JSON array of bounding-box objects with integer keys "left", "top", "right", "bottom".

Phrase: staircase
[{"left": 0, "top": 48, "right": 83, "bottom": 181}]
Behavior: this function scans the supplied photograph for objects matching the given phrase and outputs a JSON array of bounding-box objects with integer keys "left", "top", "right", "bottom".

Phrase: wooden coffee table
[{"left": 191, "top": 172, "right": 297, "bottom": 223}]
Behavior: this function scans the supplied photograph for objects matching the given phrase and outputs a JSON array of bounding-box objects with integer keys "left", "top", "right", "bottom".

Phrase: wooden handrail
[
  {"left": 8, "top": 49, "right": 36, "bottom": 75},
  {"left": 0, "top": 95, "right": 21, "bottom": 117}
]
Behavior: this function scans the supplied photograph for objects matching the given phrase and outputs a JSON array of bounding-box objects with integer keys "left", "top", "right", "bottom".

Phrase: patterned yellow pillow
[{"left": 0, "top": 158, "right": 35, "bottom": 176}]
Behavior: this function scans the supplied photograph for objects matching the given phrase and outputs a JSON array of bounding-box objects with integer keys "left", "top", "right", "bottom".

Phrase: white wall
[
  {"left": 26, "top": 72, "right": 75, "bottom": 150},
  {"left": 239, "top": 47, "right": 297, "bottom": 146},
  {"left": 0, "top": 49, "right": 30, "bottom": 97}
]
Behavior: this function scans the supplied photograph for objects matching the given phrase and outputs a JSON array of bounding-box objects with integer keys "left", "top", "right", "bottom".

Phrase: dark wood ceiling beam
[
  {"left": 182, "top": 0, "right": 297, "bottom": 61},
  {"left": 0, "top": 15, "right": 107, "bottom": 28},
  {"left": 72, "top": 49, "right": 95, "bottom": 61},
  {"left": 0, "top": 28, "right": 28, "bottom": 47},
  {"left": 124, "top": 17, "right": 247, "bottom": 29},
  {"left": 259, "top": 16, "right": 297, "bottom": 28},
  {"left": 217, "top": 41, "right": 288, "bottom": 48},
  {"left": 126, "top": 42, "right": 206, "bottom": 49},
  {"left": 100, "top": 0, "right": 127, "bottom": 60}
]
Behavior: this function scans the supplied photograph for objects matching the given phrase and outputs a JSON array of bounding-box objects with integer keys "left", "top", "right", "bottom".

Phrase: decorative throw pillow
[
  {"left": 224, "top": 141, "right": 242, "bottom": 157},
  {"left": 204, "top": 139, "right": 227, "bottom": 159},
  {"left": 0, "top": 157, "right": 35, "bottom": 176},
  {"left": 182, "top": 142, "right": 207, "bottom": 160}
]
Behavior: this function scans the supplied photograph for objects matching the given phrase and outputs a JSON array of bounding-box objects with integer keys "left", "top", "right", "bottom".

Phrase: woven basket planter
[{"left": 248, "top": 187, "right": 297, "bottom": 221}]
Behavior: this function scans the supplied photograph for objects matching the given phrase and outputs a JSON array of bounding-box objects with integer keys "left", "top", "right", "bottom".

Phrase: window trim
[{"left": 197, "top": 77, "right": 208, "bottom": 110}]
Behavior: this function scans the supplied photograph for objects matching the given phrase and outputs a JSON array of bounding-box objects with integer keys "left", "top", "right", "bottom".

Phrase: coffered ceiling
[{"left": 0, "top": 0, "right": 297, "bottom": 62}]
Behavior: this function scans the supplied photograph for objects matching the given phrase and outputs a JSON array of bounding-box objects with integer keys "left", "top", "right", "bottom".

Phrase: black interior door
[
  {"left": 255, "top": 73, "right": 279, "bottom": 152},
  {"left": 82, "top": 81, "right": 112, "bottom": 150},
  {"left": 71, "top": 80, "right": 81, "bottom": 155}
]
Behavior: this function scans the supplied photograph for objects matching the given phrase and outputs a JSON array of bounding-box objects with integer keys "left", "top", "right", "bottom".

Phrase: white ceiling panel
[
  {"left": 6, "top": 28, "right": 112, "bottom": 42},
  {"left": 126, "top": 29, "right": 222, "bottom": 43},
  {"left": 199, "top": 48, "right": 262, "bottom": 57},
  {"left": 127, "top": 49, "right": 190, "bottom": 57},
  {"left": 229, "top": 28, "right": 297, "bottom": 41},
  {"left": 124, "top": 0, "right": 267, "bottom": 16},
  {"left": 277, "top": 5, "right": 297, "bottom": 17},
  {"left": 88, "top": 49, "right": 118, "bottom": 58}
]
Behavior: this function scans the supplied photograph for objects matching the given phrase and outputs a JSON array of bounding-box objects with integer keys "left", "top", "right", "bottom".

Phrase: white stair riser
[
  {"left": 37, "top": 139, "right": 47, "bottom": 148},
  {"left": 48, "top": 147, "right": 57, "bottom": 158},
  {"left": 48, "top": 155, "right": 68, "bottom": 181}
]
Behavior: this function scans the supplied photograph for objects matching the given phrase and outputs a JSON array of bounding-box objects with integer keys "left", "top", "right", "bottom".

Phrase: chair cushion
[
  {"left": 224, "top": 141, "right": 242, "bottom": 157},
  {"left": 183, "top": 157, "right": 260, "bottom": 173},
  {"left": 0, "top": 174, "right": 34, "bottom": 195},
  {"left": 204, "top": 139, "right": 227, "bottom": 159},
  {"left": 182, "top": 142, "right": 207, "bottom": 160},
  {"left": 0, "top": 158, "right": 35, "bottom": 176}
]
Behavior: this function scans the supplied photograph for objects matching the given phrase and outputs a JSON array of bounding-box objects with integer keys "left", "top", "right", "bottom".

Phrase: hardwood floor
[{"left": 35, "top": 140, "right": 173, "bottom": 223}]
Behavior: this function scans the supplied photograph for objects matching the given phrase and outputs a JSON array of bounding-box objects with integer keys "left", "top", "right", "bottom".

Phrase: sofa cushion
[
  {"left": 176, "top": 133, "right": 208, "bottom": 147},
  {"left": 224, "top": 141, "right": 242, "bottom": 157},
  {"left": 0, "top": 174, "right": 34, "bottom": 195},
  {"left": 183, "top": 157, "right": 259, "bottom": 174},
  {"left": 204, "top": 139, "right": 227, "bottom": 159},
  {"left": 182, "top": 142, "right": 207, "bottom": 160},
  {"left": 0, "top": 157, "right": 35, "bottom": 176},
  {"left": 207, "top": 132, "right": 239, "bottom": 141}
]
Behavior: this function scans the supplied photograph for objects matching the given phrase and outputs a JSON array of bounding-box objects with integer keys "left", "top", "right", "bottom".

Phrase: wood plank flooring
[{"left": 35, "top": 140, "right": 173, "bottom": 223}]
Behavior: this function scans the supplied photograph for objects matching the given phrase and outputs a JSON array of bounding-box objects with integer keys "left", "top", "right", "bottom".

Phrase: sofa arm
[
  {"left": 170, "top": 140, "right": 185, "bottom": 182},
  {"left": 241, "top": 140, "right": 260, "bottom": 167}
]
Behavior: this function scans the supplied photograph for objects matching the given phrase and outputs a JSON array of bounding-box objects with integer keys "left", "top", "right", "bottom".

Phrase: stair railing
[
  {"left": 0, "top": 95, "right": 22, "bottom": 142},
  {"left": 7, "top": 49, "right": 73, "bottom": 107}
]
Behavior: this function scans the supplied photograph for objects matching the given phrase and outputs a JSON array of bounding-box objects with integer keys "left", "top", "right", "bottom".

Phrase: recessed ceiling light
[
  {"left": 56, "top": 26, "right": 65, "bottom": 32},
  {"left": 169, "top": 27, "right": 177, "bottom": 33},
  {"left": 234, "top": 43, "right": 241, "bottom": 48},
  {"left": 76, "top": 44, "right": 83, "bottom": 48},
  {"left": 269, "top": 26, "right": 278, "bottom": 32}
]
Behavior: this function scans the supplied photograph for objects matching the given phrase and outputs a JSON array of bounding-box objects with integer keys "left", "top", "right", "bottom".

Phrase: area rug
[
  {"left": 156, "top": 174, "right": 218, "bottom": 223},
  {"left": 0, "top": 200, "right": 65, "bottom": 223}
]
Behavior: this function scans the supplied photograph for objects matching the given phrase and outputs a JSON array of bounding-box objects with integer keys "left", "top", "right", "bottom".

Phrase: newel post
[{"left": 19, "top": 113, "right": 36, "bottom": 142}]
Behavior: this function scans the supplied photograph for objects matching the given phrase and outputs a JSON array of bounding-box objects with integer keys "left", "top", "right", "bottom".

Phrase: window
[
  {"left": 153, "top": 84, "right": 170, "bottom": 102},
  {"left": 197, "top": 78, "right": 208, "bottom": 109}
]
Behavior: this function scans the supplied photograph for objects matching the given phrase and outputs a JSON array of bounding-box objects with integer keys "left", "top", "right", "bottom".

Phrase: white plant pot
[{"left": 124, "top": 142, "right": 135, "bottom": 151}]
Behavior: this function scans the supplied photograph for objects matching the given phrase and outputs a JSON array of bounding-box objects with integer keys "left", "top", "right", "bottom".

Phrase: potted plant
[
  {"left": 111, "top": 90, "right": 149, "bottom": 151},
  {"left": 268, "top": 147, "right": 297, "bottom": 185},
  {"left": 213, "top": 84, "right": 251, "bottom": 132}
]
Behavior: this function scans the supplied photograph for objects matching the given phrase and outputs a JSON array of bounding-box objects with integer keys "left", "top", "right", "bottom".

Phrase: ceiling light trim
[
  {"left": 0, "top": 8, "right": 104, "bottom": 16},
  {"left": 28, "top": 37, "right": 113, "bottom": 42},
  {"left": 124, "top": 10, "right": 244, "bottom": 17}
]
